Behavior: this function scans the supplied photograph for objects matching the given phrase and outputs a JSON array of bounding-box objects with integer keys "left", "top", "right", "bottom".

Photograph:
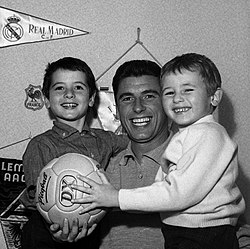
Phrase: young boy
[
  {"left": 20, "top": 57, "right": 128, "bottom": 249},
  {"left": 72, "top": 53, "right": 245, "bottom": 249}
]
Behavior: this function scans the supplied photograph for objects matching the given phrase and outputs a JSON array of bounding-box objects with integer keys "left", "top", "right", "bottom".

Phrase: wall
[{"left": 0, "top": 0, "right": 249, "bottom": 230}]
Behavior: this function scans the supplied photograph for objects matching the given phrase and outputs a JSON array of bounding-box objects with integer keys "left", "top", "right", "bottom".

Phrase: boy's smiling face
[
  {"left": 161, "top": 69, "right": 214, "bottom": 128},
  {"left": 45, "top": 69, "right": 94, "bottom": 128}
]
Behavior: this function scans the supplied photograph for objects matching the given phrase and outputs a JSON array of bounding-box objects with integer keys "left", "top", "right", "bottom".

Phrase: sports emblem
[
  {"left": 60, "top": 176, "right": 77, "bottom": 207},
  {"left": 24, "top": 84, "right": 44, "bottom": 111},
  {"left": 2, "top": 15, "right": 24, "bottom": 42},
  {"left": 0, "top": 6, "right": 90, "bottom": 48}
]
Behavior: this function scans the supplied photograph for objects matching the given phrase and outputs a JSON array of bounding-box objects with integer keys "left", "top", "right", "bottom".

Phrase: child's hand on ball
[
  {"left": 50, "top": 218, "right": 88, "bottom": 242},
  {"left": 71, "top": 170, "right": 119, "bottom": 212}
]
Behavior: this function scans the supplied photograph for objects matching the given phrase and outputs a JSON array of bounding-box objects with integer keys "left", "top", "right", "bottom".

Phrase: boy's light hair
[
  {"left": 42, "top": 57, "right": 97, "bottom": 99},
  {"left": 161, "top": 53, "right": 221, "bottom": 96}
]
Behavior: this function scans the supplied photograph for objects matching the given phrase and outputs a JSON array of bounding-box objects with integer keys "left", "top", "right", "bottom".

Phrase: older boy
[{"left": 20, "top": 57, "right": 128, "bottom": 249}]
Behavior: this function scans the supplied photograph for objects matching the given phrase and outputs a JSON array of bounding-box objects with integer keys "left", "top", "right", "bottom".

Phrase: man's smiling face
[{"left": 116, "top": 75, "right": 167, "bottom": 143}]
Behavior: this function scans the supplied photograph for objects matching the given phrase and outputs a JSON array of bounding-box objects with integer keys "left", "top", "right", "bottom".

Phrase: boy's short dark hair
[
  {"left": 161, "top": 53, "right": 221, "bottom": 96},
  {"left": 42, "top": 57, "right": 97, "bottom": 99},
  {"left": 112, "top": 60, "right": 161, "bottom": 102}
]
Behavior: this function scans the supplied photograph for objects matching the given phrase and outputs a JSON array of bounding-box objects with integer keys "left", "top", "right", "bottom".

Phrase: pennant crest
[
  {"left": 24, "top": 84, "right": 44, "bottom": 111},
  {"left": 0, "top": 6, "right": 90, "bottom": 48}
]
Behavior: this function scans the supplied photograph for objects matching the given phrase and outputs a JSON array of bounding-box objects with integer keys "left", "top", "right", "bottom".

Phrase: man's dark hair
[
  {"left": 42, "top": 57, "right": 97, "bottom": 99},
  {"left": 112, "top": 60, "right": 161, "bottom": 102}
]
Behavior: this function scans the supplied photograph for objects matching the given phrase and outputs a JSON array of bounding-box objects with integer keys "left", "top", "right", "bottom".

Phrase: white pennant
[{"left": 0, "top": 6, "right": 90, "bottom": 48}]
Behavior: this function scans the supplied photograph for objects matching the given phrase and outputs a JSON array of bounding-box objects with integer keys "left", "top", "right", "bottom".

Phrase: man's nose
[{"left": 133, "top": 98, "right": 146, "bottom": 113}]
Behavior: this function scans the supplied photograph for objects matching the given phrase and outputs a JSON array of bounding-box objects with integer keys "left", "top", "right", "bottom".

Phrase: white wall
[{"left": 0, "top": 0, "right": 249, "bottom": 224}]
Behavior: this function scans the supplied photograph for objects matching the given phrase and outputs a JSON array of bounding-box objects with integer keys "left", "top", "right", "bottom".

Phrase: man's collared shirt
[{"left": 99, "top": 135, "right": 172, "bottom": 249}]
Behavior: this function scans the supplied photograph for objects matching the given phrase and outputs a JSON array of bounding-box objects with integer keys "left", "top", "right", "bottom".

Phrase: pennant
[
  {"left": 0, "top": 6, "right": 90, "bottom": 48},
  {"left": 0, "top": 157, "right": 25, "bottom": 214},
  {"left": 97, "top": 90, "right": 121, "bottom": 133}
]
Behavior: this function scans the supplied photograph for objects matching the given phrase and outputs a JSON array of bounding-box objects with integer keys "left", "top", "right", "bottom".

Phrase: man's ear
[
  {"left": 115, "top": 105, "right": 120, "bottom": 120},
  {"left": 88, "top": 92, "right": 96, "bottom": 107},
  {"left": 44, "top": 97, "right": 50, "bottom": 109},
  {"left": 211, "top": 88, "right": 223, "bottom": 107}
]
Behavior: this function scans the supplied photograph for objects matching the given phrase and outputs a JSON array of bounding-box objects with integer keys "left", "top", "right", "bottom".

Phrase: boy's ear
[
  {"left": 88, "top": 92, "right": 96, "bottom": 107},
  {"left": 211, "top": 88, "right": 223, "bottom": 107},
  {"left": 44, "top": 97, "right": 50, "bottom": 109}
]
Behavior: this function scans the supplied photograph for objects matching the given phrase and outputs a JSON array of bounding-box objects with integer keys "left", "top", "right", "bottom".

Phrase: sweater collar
[{"left": 178, "top": 114, "right": 215, "bottom": 132}]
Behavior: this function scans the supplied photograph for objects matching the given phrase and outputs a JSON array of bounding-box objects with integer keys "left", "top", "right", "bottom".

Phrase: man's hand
[{"left": 71, "top": 170, "right": 119, "bottom": 213}]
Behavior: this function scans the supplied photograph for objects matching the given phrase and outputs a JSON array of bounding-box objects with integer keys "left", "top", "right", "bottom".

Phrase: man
[
  {"left": 51, "top": 60, "right": 170, "bottom": 248},
  {"left": 98, "top": 60, "right": 170, "bottom": 248}
]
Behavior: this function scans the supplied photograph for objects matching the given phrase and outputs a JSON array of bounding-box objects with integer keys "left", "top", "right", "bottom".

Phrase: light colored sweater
[{"left": 119, "top": 115, "right": 245, "bottom": 228}]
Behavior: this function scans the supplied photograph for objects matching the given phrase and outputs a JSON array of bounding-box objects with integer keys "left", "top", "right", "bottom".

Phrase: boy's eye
[
  {"left": 54, "top": 86, "right": 64, "bottom": 91},
  {"left": 184, "top": 88, "right": 194, "bottom": 93},
  {"left": 74, "top": 83, "right": 89, "bottom": 92},
  {"left": 164, "top": 91, "right": 174, "bottom": 96},
  {"left": 74, "top": 85, "right": 84, "bottom": 90}
]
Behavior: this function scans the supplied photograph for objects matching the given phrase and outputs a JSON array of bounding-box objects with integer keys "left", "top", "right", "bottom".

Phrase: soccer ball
[{"left": 36, "top": 153, "right": 106, "bottom": 229}]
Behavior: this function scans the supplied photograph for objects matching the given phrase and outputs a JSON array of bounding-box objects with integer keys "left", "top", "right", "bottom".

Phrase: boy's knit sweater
[{"left": 119, "top": 115, "right": 245, "bottom": 228}]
